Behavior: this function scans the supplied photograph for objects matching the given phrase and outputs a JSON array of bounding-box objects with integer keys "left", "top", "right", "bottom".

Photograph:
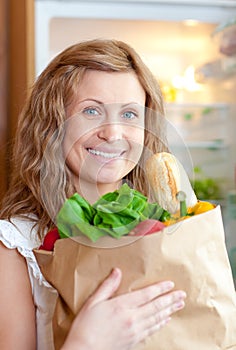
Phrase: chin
[
  {"left": 95, "top": 173, "right": 123, "bottom": 185},
  {"left": 97, "top": 163, "right": 134, "bottom": 183}
]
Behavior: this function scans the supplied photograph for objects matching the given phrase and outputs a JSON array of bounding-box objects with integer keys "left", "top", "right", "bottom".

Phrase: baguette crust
[{"left": 145, "top": 152, "right": 197, "bottom": 213}]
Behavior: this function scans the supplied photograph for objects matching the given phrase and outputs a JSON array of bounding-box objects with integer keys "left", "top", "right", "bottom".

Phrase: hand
[{"left": 62, "top": 268, "right": 186, "bottom": 350}]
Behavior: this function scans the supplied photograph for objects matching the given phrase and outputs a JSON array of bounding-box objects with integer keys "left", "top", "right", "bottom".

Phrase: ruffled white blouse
[{"left": 0, "top": 217, "right": 58, "bottom": 350}]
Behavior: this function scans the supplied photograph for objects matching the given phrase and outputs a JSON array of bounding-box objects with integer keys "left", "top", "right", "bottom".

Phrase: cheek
[
  {"left": 63, "top": 129, "right": 83, "bottom": 161},
  {"left": 127, "top": 126, "right": 144, "bottom": 150},
  {"left": 62, "top": 116, "right": 92, "bottom": 157},
  {"left": 63, "top": 135, "right": 88, "bottom": 178}
]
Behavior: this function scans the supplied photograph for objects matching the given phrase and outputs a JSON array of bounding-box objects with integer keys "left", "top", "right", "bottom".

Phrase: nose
[{"left": 97, "top": 122, "right": 124, "bottom": 142}]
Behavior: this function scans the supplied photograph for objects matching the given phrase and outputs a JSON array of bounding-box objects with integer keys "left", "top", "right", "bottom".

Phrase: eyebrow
[
  {"left": 78, "top": 98, "right": 103, "bottom": 105},
  {"left": 78, "top": 99, "right": 142, "bottom": 107}
]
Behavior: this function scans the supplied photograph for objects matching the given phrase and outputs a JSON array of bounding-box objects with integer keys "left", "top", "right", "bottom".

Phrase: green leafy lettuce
[{"left": 56, "top": 183, "right": 170, "bottom": 242}]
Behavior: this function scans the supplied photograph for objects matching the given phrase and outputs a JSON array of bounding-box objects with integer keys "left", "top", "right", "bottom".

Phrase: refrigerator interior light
[
  {"left": 183, "top": 19, "right": 200, "bottom": 26},
  {"left": 172, "top": 65, "right": 202, "bottom": 91}
]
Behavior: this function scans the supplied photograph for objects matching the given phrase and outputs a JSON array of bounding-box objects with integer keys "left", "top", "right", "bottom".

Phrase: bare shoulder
[{"left": 0, "top": 241, "right": 36, "bottom": 349}]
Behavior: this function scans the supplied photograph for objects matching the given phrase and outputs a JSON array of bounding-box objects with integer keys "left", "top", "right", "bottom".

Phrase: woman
[{"left": 0, "top": 39, "right": 186, "bottom": 350}]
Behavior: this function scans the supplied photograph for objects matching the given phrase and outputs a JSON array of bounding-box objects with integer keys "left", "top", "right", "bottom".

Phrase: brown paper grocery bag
[{"left": 34, "top": 206, "right": 236, "bottom": 350}]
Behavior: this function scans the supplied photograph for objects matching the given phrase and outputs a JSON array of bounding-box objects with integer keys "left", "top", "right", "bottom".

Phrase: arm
[{"left": 0, "top": 241, "right": 36, "bottom": 350}]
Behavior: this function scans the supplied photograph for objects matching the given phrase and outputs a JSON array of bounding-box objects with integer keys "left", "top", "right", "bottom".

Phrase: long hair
[{"left": 0, "top": 39, "right": 169, "bottom": 239}]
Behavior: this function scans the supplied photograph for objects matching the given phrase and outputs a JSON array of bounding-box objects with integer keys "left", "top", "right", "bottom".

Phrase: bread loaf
[{"left": 145, "top": 152, "right": 197, "bottom": 214}]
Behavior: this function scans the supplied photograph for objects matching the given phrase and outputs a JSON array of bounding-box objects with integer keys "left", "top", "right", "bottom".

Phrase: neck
[{"left": 74, "top": 178, "right": 122, "bottom": 204}]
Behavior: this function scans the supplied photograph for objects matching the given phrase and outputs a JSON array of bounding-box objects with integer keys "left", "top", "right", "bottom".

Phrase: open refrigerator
[
  {"left": 35, "top": 0, "right": 236, "bottom": 281},
  {"left": 164, "top": 19, "right": 236, "bottom": 283}
]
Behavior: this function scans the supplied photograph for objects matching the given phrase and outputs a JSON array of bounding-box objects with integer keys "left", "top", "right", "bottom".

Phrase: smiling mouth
[{"left": 87, "top": 148, "right": 123, "bottom": 159}]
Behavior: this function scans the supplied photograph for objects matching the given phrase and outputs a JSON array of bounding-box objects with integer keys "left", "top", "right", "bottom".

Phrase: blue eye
[
  {"left": 122, "top": 111, "right": 137, "bottom": 119},
  {"left": 83, "top": 107, "right": 99, "bottom": 116}
]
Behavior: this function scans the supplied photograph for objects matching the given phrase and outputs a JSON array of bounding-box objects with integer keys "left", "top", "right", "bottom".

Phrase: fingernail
[
  {"left": 175, "top": 300, "right": 185, "bottom": 309},
  {"left": 178, "top": 291, "right": 187, "bottom": 299},
  {"left": 165, "top": 316, "right": 171, "bottom": 324},
  {"left": 160, "top": 316, "right": 171, "bottom": 327},
  {"left": 111, "top": 268, "right": 121, "bottom": 278},
  {"left": 163, "top": 281, "right": 175, "bottom": 291}
]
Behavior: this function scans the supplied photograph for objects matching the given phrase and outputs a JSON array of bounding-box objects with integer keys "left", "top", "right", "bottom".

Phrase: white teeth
[{"left": 88, "top": 148, "right": 121, "bottom": 159}]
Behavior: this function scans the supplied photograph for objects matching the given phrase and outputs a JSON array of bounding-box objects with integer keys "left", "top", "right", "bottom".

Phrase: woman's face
[{"left": 63, "top": 69, "right": 146, "bottom": 201}]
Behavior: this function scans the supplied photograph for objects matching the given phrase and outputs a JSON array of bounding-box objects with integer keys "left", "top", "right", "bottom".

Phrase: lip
[{"left": 86, "top": 147, "right": 126, "bottom": 162}]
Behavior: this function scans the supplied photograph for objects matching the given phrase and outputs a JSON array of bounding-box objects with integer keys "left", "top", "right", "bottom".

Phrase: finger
[
  {"left": 87, "top": 268, "right": 122, "bottom": 307},
  {"left": 134, "top": 297, "right": 185, "bottom": 344},
  {"left": 117, "top": 280, "right": 175, "bottom": 308},
  {"left": 138, "top": 296, "right": 185, "bottom": 331},
  {"left": 131, "top": 290, "right": 185, "bottom": 337},
  {"left": 136, "top": 316, "right": 172, "bottom": 344},
  {"left": 138, "top": 290, "right": 186, "bottom": 320}
]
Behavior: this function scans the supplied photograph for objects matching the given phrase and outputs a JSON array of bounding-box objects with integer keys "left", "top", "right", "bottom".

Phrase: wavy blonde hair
[{"left": 0, "top": 39, "right": 169, "bottom": 239}]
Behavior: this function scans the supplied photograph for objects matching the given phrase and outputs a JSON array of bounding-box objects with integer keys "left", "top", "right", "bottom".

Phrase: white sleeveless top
[{"left": 0, "top": 217, "right": 58, "bottom": 350}]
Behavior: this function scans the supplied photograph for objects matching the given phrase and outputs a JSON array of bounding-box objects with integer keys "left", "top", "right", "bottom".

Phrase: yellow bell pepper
[
  {"left": 163, "top": 200, "right": 215, "bottom": 227},
  {"left": 188, "top": 201, "right": 215, "bottom": 215}
]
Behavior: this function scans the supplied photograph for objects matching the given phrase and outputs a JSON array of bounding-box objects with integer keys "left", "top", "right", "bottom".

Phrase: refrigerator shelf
[
  {"left": 169, "top": 141, "right": 229, "bottom": 153},
  {"left": 182, "top": 140, "right": 229, "bottom": 150}
]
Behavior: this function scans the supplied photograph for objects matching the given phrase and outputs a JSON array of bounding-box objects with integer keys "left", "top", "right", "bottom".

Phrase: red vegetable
[
  {"left": 39, "top": 228, "right": 60, "bottom": 251},
  {"left": 129, "top": 219, "right": 165, "bottom": 236}
]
